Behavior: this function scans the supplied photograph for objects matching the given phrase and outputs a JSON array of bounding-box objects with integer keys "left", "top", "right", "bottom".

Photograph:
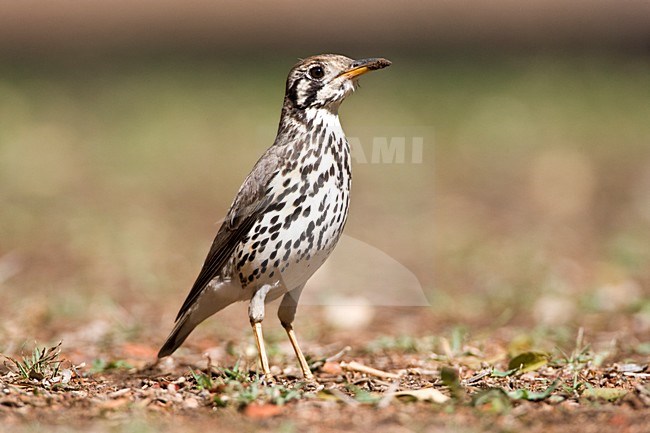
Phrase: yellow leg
[
  {"left": 252, "top": 322, "right": 270, "bottom": 376},
  {"left": 284, "top": 324, "right": 314, "bottom": 381}
]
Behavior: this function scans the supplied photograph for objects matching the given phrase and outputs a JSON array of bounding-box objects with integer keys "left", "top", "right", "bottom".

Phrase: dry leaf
[
  {"left": 582, "top": 388, "right": 628, "bottom": 401},
  {"left": 392, "top": 388, "right": 450, "bottom": 404},
  {"left": 321, "top": 362, "right": 343, "bottom": 375}
]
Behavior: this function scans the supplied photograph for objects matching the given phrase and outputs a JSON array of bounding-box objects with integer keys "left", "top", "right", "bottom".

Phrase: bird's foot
[
  {"left": 260, "top": 371, "right": 276, "bottom": 385},
  {"left": 303, "top": 373, "right": 318, "bottom": 385}
]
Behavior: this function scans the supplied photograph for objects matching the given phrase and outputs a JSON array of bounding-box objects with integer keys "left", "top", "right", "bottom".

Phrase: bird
[{"left": 157, "top": 54, "right": 391, "bottom": 380}]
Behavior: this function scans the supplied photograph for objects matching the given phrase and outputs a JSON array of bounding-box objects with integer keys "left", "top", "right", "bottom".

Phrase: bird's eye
[{"left": 308, "top": 65, "right": 325, "bottom": 79}]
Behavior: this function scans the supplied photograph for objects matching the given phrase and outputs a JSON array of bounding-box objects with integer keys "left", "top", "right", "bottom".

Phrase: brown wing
[{"left": 173, "top": 146, "right": 285, "bottom": 321}]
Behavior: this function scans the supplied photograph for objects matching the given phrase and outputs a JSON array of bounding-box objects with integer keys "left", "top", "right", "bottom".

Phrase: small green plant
[
  {"left": 553, "top": 327, "right": 592, "bottom": 369},
  {"left": 5, "top": 342, "right": 62, "bottom": 381},
  {"left": 213, "top": 378, "right": 307, "bottom": 407},
  {"left": 552, "top": 328, "right": 594, "bottom": 397},
  {"left": 265, "top": 384, "right": 303, "bottom": 406},
  {"left": 472, "top": 380, "right": 560, "bottom": 413},
  {"left": 90, "top": 358, "right": 133, "bottom": 374},
  {"left": 344, "top": 384, "right": 382, "bottom": 404},
  {"left": 221, "top": 360, "right": 248, "bottom": 382},
  {"left": 206, "top": 362, "right": 308, "bottom": 408},
  {"left": 441, "top": 366, "right": 464, "bottom": 400},
  {"left": 190, "top": 369, "right": 214, "bottom": 390},
  {"left": 236, "top": 379, "right": 262, "bottom": 405}
]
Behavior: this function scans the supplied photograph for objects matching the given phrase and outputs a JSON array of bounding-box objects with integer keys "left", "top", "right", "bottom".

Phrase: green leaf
[
  {"left": 507, "top": 380, "right": 559, "bottom": 401},
  {"left": 490, "top": 368, "right": 518, "bottom": 377},
  {"left": 316, "top": 390, "right": 340, "bottom": 402},
  {"left": 349, "top": 387, "right": 381, "bottom": 404},
  {"left": 471, "top": 389, "right": 511, "bottom": 413},
  {"left": 508, "top": 351, "right": 549, "bottom": 373}
]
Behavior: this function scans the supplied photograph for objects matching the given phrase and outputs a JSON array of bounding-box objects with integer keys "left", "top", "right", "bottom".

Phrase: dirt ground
[
  {"left": 1, "top": 312, "right": 648, "bottom": 433},
  {"left": 1, "top": 55, "right": 649, "bottom": 432}
]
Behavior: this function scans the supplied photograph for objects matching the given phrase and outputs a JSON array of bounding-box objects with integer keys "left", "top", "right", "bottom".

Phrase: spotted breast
[{"left": 231, "top": 108, "right": 351, "bottom": 300}]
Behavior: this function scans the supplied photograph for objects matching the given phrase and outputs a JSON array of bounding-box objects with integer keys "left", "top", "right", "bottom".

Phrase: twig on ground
[
  {"left": 326, "top": 346, "right": 351, "bottom": 363},
  {"left": 340, "top": 361, "right": 401, "bottom": 379}
]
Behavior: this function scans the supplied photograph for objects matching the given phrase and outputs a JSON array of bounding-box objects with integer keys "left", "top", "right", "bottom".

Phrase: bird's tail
[
  {"left": 157, "top": 280, "right": 241, "bottom": 358},
  {"left": 157, "top": 313, "right": 197, "bottom": 358}
]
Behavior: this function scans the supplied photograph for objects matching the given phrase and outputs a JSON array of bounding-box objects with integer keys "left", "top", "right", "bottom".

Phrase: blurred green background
[{"left": 0, "top": 1, "right": 649, "bottom": 358}]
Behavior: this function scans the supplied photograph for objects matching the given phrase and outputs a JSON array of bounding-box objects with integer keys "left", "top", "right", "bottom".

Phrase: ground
[
  {"left": 0, "top": 54, "right": 649, "bottom": 432},
  {"left": 1, "top": 317, "right": 648, "bottom": 432}
]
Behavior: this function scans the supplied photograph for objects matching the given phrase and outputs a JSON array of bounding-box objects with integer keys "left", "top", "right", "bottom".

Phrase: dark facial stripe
[
  {"left": 286, "top": 78, "right": 301, "bottom": 105},
  {"left": 299, "top": 80, "right": 322, "bottom": 109},
  {"left": 286, "top": 76, "right": 324, "bottom": 110}
]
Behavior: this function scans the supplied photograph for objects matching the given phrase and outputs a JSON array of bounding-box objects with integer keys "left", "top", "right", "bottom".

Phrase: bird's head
[{"left": 283, "top": 54, "right": 391, "bottom": 114}]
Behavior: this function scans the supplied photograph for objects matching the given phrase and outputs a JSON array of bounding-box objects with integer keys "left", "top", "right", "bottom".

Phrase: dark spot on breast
[
  {"left": 269, "top": 202, "right": 286, "bottom": 212},
  {"left": 283, "top": 206, "right": 302, "bottom": 228},
  {"left": 293, "top": 195, "right": 306, "bottom": 206},
  {"left": 238, "top": 253, "right": 249, "bottom": 268},
  {"left": 276, "top": 183, "right": 298, "bottom": 201}
]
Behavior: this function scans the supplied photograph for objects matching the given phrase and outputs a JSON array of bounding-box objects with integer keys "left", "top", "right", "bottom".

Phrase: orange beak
[{"left": 339, "top": 57, "right": 392, "bottom": 79}]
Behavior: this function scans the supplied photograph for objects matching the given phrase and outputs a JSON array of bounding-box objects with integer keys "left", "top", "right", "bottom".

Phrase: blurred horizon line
[{"left": 0, "top": 0, "right": 649, "bottom": 63}]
